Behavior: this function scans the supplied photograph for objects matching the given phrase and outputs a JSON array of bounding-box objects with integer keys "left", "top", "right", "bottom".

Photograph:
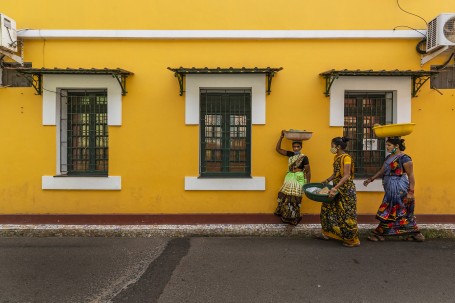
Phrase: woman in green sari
[
  {"left": 318, "top": 137, "right": 360, "bottom": 247},
  {"left": 274, "top": 131, "right": 311, "bottom": 226}
]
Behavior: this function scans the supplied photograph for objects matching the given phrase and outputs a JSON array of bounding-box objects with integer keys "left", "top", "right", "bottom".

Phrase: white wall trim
[
  {"left": 18, "top": 30, "right": 425, "bottom": 40},
  {"left": 329, "top": 76, "right": 412, "bottom": 126},
  {"left": 42, "top": 75, "right": 122, "bottom": 126},
  {"left": 42, "top": 176, "right": 121, "bottom": 190},
  {"left": 41, "top": 75, "right": 123, "bottom": 190},
  {"left": 186, "top": 74, "right": 266, "bottom": 125},
  {"left": 185, "top": 75, "right": 265, "bottom": 190},
  {"left": 185, "top": 177, "right": 265, "bottom": 191}
]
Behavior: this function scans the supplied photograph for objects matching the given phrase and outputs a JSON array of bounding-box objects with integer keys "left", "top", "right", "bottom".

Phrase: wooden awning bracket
[
  {"left": 14, "top": 68, "right": 133, "bottom": 95},
  {"left": 320, "top": 69, "right": 439, "bottom": 98},
  {"left": 167, "top": 67, "right": 283, "bottom": 96}
]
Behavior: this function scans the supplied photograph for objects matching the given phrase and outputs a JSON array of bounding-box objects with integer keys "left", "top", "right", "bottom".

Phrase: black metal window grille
[
  {"left": 60, "top": 90, "right": 108, "bottom": 176},
  {"left": 200, "top": 89, "right": 252, "bottom": 177},
  {"left": 344, "top": 91, "right": 393, "bottom": 178}
]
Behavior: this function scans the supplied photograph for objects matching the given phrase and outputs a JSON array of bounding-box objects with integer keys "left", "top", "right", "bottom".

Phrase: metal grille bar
[
  {"left": 60, "top": 90, "right": 108, "bottom": 176},
  {"left": 200, "top": 89, "right": 251, "bottom": 177},
  {"left": 344, "top": 92, "right": 393, "bottom": 178}
]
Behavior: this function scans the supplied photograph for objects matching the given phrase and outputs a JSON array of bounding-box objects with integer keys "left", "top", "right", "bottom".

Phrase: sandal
[
  {"left": 367, "top": 234, "right": 385, "bottom": 242},
  {"left": 342, "top": 242, "right": 360, "bottom": 248},
  {"left": 290, "top": 216, "right": 302, "bottom": 226},
  {"left": 280, "top": 216, "right": 302, "bottom": 226},
  {"left": 404, "top": 233, "right": 425, "bottom": 242},
  {"left": 314, "top": 234, "right": 330, "bottom": 241}
]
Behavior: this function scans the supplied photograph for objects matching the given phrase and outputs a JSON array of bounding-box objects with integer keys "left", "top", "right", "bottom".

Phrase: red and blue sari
[{"left": 374, "top": 154, "right": 420, "bottom": 236}]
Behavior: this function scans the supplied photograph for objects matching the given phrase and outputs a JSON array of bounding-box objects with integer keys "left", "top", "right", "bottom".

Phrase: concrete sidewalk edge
[{"left": 1, "top": 224, "right": 454, "bottom": 238}]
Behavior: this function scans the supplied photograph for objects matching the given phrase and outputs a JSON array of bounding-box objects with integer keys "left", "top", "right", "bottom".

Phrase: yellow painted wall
[
  {"left": 0, "top": 1, "right": 454, "bottom": 215},
  {"left": 2, "top": 0, "right": 453, "bottom": 30}
]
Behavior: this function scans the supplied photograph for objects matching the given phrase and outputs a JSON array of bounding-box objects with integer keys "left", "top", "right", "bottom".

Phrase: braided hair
[
  {"left": 387, "top": 137, "right": 406, "bottom": 151},
  {"left": 332, "top": 137, "right": 350, "bottom": 150}
]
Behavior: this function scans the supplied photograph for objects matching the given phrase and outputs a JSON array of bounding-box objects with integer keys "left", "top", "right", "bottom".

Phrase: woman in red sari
[{"left": 363, "top": 137, "right": 424, "bottom": 242}]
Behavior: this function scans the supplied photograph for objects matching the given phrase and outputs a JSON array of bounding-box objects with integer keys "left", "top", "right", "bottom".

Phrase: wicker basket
[
  {"left": 283, "top": 130, "right": 313, "bottom": 141},
  {"left": 303, "top": 183, "right": 338, "bottom": 203}
]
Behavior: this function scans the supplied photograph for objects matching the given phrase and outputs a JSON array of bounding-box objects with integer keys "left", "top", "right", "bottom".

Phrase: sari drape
[
  {"left": 374, "top": 154, "right": 420, "bottom": 236},
  {"left": 275, "top": 154, "right": 307, "bottom": 225},
  {"left": 320, "top": 154, "right": 360, "bottom": 245}
]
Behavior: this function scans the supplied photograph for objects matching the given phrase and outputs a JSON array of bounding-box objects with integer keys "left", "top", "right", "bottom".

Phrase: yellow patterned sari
[{"left": 320, "top": 154, "right": 360, "bottom": 245}]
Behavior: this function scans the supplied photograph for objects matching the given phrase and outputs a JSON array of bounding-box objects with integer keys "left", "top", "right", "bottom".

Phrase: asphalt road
[{"left": 0, "top": 236, "right": 454, "bottom": 303}]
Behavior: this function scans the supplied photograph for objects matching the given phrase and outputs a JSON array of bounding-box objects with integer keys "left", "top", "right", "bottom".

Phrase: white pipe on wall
[{"left": 17, "top": 29, "right": 425, "bottom": 40}]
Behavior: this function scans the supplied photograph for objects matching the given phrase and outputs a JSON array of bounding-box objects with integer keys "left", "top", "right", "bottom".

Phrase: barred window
[
  {"left": 200, "top": 89, "right": 251, "bottom": 177},
  {"left": 344, "top": 91, "right": 393, "bottom": 178},
  {"left": 60, "top": 90, "right": 108, "bottom": 176}
]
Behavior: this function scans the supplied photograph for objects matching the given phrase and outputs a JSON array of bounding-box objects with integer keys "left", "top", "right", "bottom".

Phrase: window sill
[
  {"left": 42, "top": 176, "right": 121, "bottom": 190},
  {"left": 185, "top": 176, "right": 265, "bottom": 191}
]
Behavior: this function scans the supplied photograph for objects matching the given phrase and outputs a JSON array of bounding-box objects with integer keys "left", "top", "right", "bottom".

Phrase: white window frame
[
  {"left": 329, "top": 76, "right": 412, "bottom": 192},
  {"left": 184, "top": 74, "right": 266, "bottom": 191},
  {"left": 41, "top": 75, "right": 122, "bottom": 190}
]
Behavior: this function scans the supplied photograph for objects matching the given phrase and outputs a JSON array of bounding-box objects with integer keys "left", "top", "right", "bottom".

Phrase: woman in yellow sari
[
  {"left": 318, "top": 137, "right": 360, "bottom": 247},
  {"left": 274, "top": 131, "right": 311, "bottom": 226}
]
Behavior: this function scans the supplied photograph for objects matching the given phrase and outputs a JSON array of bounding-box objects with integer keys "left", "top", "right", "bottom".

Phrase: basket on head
[{"left": 283, "top": 130, "right": 313, "bottom": 141}]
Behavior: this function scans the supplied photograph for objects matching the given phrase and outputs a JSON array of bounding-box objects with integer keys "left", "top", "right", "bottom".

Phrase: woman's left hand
[
  {"left": 328, "top": 188, "right": 338, "bottom": 197},
  {"left": 406, "top": 192, "right": 415, "bottom": 201}
]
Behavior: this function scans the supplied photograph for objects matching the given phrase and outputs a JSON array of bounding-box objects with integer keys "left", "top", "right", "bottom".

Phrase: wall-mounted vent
[{"left": 0, "top": 13, "right": 18, "bottom": 53}]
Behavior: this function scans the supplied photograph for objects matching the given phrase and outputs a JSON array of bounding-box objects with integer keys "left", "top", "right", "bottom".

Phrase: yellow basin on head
[{"left": 372, "top": 123, "right": 416, "bottom": 138}]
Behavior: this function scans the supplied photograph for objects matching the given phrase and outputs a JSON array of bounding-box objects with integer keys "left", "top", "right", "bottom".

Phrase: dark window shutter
[
  {"left": 1, "top": 62, "right": 32, "bottom": 87},
  {"left": 431, "top": 66, "right": 455, "bottom": 89}
]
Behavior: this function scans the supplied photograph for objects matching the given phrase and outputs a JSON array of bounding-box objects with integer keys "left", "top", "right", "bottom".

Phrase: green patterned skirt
[{"left": 275, "top": 171, "right": 305, "bottom": 225}]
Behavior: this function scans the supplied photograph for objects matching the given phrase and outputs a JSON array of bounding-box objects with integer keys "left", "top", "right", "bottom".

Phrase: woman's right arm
[
  {"left": 363, "top": 165, "right": 385, "bottom": 187},
  {"left": 276, "top": 130, "right": 287, "bottom": 156},
  {"left": 322, "top": 174, "right": 335, "bottom": 184}
]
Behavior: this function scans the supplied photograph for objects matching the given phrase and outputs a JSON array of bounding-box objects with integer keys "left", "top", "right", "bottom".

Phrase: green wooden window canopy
[
  {"left": 14, "top": 68, "right": 134, "bottom": 95},
  {"left": 167, "top": 67, "right": 283, "bottom": 96},
  {"left": 319, "top": 69, "right": 439, "bottom": 97}
]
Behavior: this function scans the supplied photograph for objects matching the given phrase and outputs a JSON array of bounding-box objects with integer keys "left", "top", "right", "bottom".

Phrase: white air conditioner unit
[
  {"left": 0, "top": 13, "right": 18, "bottom": 53},
  {"left": 426, "top": 13, "right": 455, "bottom": 53}
]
